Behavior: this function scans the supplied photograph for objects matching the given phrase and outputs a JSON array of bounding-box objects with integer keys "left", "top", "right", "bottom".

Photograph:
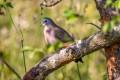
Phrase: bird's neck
[{"left": 44, "top": 27, "right": 52, "bottom": 33}]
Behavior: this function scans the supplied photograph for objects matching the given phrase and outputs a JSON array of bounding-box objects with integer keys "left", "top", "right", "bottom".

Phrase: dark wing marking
[{"left": 54, "top": 26, "right": 74, "bottom": 43}]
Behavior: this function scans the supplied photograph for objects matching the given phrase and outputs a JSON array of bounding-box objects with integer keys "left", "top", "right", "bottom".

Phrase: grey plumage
[
  {"left": 41, "top": 17, "right": 83, "bottom": 62},
  {"left": 41, "top": 17, "right": 74, "bottom": 44}
]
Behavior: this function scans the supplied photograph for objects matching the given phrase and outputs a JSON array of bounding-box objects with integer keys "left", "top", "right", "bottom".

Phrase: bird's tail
[{"left": 75, "top": 58, "right": 83, "bottom": 63}]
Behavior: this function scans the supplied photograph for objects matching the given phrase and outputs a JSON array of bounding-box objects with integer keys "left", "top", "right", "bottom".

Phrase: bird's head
[{"left": 41, "top": 17, "right": 54, "bottom": 27}]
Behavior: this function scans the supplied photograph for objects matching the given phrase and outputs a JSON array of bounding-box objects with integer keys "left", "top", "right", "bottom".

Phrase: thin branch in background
[
  {"left": 40, "top": 5, "right": 44, "bottom": 24},
  {"left": 86, "top": 22, "right": 101, "bottom": 30},
  {"left": 21, "top": 39, "right": 26, "bottom": 72},
  {"left": 18, "top": 14, "right": 27, "bottom": 73},
  {"left": 40, "top": 5, "right": 44, "bottom": 16},
  {"left": 76, "top": 63, "right": 81, "bottom": 80},
  {"left": 3, "top": 2, "right": 27, "bottom": 72},
  {"left": 4, "top": 3, "right": 24, "bottom": 38},
  {"left": 0, "top": 57, "right": 21, "bottom": 80},
  {"left": 40, "top": 0, "right": 62, "bottom": 7}
]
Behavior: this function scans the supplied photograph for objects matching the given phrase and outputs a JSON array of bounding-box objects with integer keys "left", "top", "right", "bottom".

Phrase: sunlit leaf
[
  {"left": 22, "top": 46, "right": 33, "bottom": 52},
  {"left": 102, "top": 22, "right": 110, "bottom": 32},
  {"left": 115, "top": 0, "right": 120, "bottom": 9},
  {"left": 28, "top": 52, "right": 34, "bottom": 59},
  {"left": 63, "top": 9, "right": 78, "bottom": 23},
  {"left": 53, "top": 41, "right": 63, "bottom": 50},
  {"left": 44, "top": 44, "right": 55, "bottom": 53},
  {"left": 0, "top": 4, "right": 4, "bottom": 8},
  {"left": 102, "top": 21, "right": 115, "bottom": 32},
  {"left": 105, "top": 0, "right": 112, "bottom": 7}
]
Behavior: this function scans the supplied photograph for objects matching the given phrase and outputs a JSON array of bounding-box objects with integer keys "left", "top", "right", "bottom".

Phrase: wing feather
[{"left": 54, "top": 26, "right": 74, "bottom": 43}]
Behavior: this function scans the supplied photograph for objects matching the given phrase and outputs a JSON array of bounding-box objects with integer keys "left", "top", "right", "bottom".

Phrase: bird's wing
[{"left": 54, "top": 27, "right": 74, "bottom": 43}]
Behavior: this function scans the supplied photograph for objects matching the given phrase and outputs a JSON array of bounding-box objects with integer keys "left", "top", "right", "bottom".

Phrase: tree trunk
[{"left": 95, "top": 0, "right": 120, "bottom": 80}]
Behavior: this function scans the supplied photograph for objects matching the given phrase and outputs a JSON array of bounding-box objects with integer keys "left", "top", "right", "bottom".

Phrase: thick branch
[{"left": 23, "top": 23, "right": 120, "bottom": 80}]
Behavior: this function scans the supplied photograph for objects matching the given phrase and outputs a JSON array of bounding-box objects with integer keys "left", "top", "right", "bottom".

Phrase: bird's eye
[{"left": 44, "top": 20, "right": 48, "bottom": 23}]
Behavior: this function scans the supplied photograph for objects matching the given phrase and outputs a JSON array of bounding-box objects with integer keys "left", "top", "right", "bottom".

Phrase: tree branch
[
  {"left": 23, "top": 23, "right": 120, "bottom": 80},
  {"left": 40, "top": 0, "right": 62, "bottom": 7}
]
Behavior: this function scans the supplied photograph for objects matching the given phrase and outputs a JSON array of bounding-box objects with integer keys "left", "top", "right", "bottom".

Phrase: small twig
[
  {"left": 86, "top": 22, "right": 101, "bottom": 30},
  {"left": 76, "top": 63, "right": 81, "bottom": 80},
  {"left": 0, "top": 58, "right": 22, "bottom": 80},
  {"left": 21, "top": 39, "right": 27, "bottom": 72},
  {"left": 3, "top": 2, "right": 23, "bottom": 38},
  {"left": 4, "top": 2, "right": 26, "bottom": 73},
  {"left": 40, "top": 0, "right": 62, "bottom": 7}
]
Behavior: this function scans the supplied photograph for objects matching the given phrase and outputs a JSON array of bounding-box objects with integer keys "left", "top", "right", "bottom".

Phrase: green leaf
[
  {"left": 111, "top": 0, "right": 120, "bottom": 9},
  {"left": 118, "top": 1, "right": 120, "bottom": 8},
  {"left": 115, "top": 0, "right": 120, "bottom": 9},
  {"left": 102, "top": 22, "right": 109, "bottom": 32},
  {"left": 0, "top": 4, "right": 4, "bottom": 8},
  {"left": 63, "top": 9, "right": 78, "bottom": 23},
  {"left": 105, "top": 0, "right": 112, "bottom": 8},
  {"left": 64, "top": 9, "right": 74, "bottom": 17},
  {"left": 102, "top": 21, "right": 115, "bottom": 32},
  {"left": 106, "top": 0, "right": 112, "bottom": 6},
  {"left": 6, "top": 2, "right": 13, "bottom": 8},
  {"left": 44, "top": 44, "right": 54, "bottom": 53},
  {"left": 53, "top": 41, "right": 62, "bottom": 50},
  {"left": 22, "top": 46, "right": 33, "bottom": 52}
]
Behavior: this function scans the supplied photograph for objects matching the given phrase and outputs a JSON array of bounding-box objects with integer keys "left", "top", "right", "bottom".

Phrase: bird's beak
[{"left": 41, "top": 23, "right": 46, "bottom": 26}]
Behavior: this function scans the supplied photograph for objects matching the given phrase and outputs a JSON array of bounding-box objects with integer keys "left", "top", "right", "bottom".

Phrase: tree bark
[
  {"left": 95, "top": 0, "right": 120, "bottom": 80},
  {"left": 23, "top": 0, "right": 120, "bottom": 80}
]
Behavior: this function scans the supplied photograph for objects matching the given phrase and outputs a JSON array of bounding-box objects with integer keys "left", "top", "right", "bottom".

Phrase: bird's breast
[{"left": 44, "top": 27, "right": 56, "bottom": 44}]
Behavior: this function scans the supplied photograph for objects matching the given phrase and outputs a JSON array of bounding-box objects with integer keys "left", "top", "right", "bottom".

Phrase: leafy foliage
[
  {"left": 102, "top": 15, "right": 120, "bottom": 32},
  {"left": 105, "top": 0, "right": 120, "bottom": 9},
  {"left": 0, "top": 0, "right": 13, "bottom": 9},
  {"left": 113, "top": 0, "right": 120, "bottom": 9},
  {"left": 102, "top": 21, "right": 114, "bottom": 32},
  {"left": 63, "top": 8, "right": 79, "bottom": 23}
]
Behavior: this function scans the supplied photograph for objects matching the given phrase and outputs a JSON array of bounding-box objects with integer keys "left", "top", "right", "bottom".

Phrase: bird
[
  {"left": 41, "top": 17, "right": 83, "bottom": 63},
  {"left": 41, "top": 17, "right": 74, "bottom": 44}
]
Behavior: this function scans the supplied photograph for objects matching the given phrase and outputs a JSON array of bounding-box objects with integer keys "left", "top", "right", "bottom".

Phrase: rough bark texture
[
  {"left": 105, "top": 44, "right": 120, "bottom": 80},
  {"left": 95, "top": 0, "right": 120, "bottom": 80},
  {"left": 22, "top": 0, "right": 120, "bottom": 80}
]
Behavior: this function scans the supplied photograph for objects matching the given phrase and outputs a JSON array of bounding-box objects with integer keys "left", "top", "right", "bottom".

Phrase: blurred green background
[{"left": 0, "top": 0, "right": 107, "bottom": 80}]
